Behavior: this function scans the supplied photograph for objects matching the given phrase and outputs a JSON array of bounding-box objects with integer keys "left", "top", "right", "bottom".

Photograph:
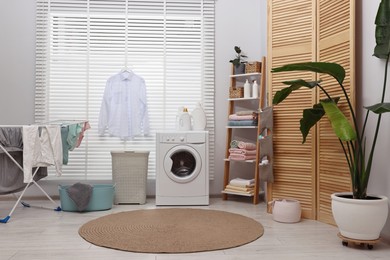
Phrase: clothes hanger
[
  {"left": 120, "top": 65, "right": 133, "bottom": 73},
  {"left": 120, "top": 66, "right": 133, "bottom": 79}
]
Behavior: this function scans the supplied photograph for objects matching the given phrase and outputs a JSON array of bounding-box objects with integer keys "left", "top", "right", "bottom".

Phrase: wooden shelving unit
[{"left": 222, "top": 56, "right": 272, "bottom": 204}]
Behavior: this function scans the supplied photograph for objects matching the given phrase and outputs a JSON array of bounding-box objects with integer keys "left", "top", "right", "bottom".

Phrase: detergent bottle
[
  {"left": 191, "top": 102, "right": 207, "bottom": 130},
  {"left": 175, "top": 106, "right": 184, "bottom": 130},
  {"left": 178, "top": 107, "right": 191, "bottom": 131}
]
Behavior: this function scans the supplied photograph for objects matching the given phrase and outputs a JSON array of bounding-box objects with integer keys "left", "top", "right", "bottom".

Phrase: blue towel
[{"left": 228, "top": 120, "right": 257, "bottom": 126}]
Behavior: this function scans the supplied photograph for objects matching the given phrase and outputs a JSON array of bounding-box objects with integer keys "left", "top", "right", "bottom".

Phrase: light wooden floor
[{"left": 0, "top": 197, "right": 389, "bottom": 260}]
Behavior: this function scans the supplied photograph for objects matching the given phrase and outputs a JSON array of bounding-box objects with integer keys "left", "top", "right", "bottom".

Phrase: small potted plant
[
  {"left": 229, "top": 46, "right": 247, "bottom": 74},
  {"left": 271, "top": 0, "right": 389, "bottom": 241}
]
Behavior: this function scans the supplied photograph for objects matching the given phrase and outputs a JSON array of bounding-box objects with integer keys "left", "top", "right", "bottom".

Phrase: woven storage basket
[
  {"left": 229, "top": 87, "right": 244, "bottom": 98},
  {"left": 245, "top": 61, "right": 261, "bottom": 73},
  {"left": 111, "top": 151, "right": 149, "bottom": 204}
]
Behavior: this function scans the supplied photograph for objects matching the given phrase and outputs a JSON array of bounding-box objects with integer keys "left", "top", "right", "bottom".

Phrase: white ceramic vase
[{"left": 331, "top": 192, "right": 389, "bottom": 240}]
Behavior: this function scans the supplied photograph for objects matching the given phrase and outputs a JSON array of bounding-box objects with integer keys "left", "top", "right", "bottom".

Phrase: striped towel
[
  {"left": 237, "top": 141, "right": 257, "bottom": 150},
  {"left": 230, "top": 140, "right": 239, "bottom": 148}
]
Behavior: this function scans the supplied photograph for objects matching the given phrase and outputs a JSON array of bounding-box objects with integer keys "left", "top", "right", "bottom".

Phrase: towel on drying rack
[
  {"left": 0, "top": 127, "right": 47, "bottom": 195},
  {"left": 0, "top": 127, "right": 23, "bottom": 152},
  {"left": 66, "top": 182, "right": 93, "bottom": 212},
  {"left": 22, "top": 125, "right": 63, "bottom": 183}
]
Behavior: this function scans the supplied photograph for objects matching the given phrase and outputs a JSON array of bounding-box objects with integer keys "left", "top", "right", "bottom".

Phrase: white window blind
[{"left": 35, "top": 0, "right": 215, "bottom": 180}]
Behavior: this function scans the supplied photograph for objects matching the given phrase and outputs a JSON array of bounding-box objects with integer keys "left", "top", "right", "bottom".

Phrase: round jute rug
[{"left": 78, "top": 208, "right": 264, "bottom": 253}]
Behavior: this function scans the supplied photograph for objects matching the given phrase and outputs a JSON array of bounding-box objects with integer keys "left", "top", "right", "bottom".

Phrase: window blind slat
[{"left": 35, "top": 0, "right": 215, "bottom": 181}]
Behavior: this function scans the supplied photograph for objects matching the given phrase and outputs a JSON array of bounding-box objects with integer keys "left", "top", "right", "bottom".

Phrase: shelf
[
  {"left": 230, "top": 72, "right": 261, "bottom": 78},
  {"left": 223, "top": 57, "right": 267, "bottom": 205},
  {"left": 224, "top": 158, "right": 256, "bottom": 163},
  {"left": 226, "top": 126, "right": 257, "bottom": 129},
  {"left": 227, "top": 97, "right": 258, "bottom": 101},
  {"left": 221, "top": 190, "right": 265, "bottom": 197},
  {"left": 221, "top": 190, "right": 254, "bottom": 197}
]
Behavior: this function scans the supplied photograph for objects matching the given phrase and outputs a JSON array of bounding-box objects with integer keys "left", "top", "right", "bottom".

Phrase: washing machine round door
[{"left": 163, "top": 145, "right": 202, "bottom": 183}]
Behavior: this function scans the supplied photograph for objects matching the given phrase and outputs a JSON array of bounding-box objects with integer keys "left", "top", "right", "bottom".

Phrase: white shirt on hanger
[{"left": 98, "top": 70, "right": 150, "bottom": 139}]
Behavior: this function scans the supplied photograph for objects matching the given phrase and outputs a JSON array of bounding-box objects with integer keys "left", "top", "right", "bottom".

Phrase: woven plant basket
[
  {"left": 245, "top": 61, "right": 261, "bottom": 73},
  {"left": 229, "top": 87, "right": 244, "bottom": 98}
]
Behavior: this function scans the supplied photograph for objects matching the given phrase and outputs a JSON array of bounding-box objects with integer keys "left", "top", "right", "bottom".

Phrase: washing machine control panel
[
  {"left": 158, "top": 131, "right": 207, "bottom": 144},
  {"left": 160, "top": 134, "right": 186, "bottom": 143}
]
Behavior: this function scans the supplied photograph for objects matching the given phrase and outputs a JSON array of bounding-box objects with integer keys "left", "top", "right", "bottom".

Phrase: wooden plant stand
[{"left": 338, "top": 233, "right": 380, "bottom": 250}]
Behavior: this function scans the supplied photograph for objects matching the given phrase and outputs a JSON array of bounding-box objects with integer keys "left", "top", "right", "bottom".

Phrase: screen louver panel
[
  {"left": 317, "top": 0, "right": 354, "bottom": 225},
  {"left": 267, "top": 0, "right": 317, "bottom": 219},
  {"left": 267, "top": 0, "right": 354, "bottom": 223}
]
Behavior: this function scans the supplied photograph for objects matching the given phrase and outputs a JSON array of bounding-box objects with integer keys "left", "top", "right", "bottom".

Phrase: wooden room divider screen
[{"left": 267, "top": 0, "right": 355, "bottom": 224}]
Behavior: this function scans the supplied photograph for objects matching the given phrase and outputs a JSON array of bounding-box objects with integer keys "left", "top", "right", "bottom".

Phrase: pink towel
[
  {"left": 229, "top": 154, "right": 257, "bottom": 161},
  {"left": 229, "top": 148, "right": 257, "bottom": 155},
  {"left": 228, "top": 114, "right": 255, "bottom": 121},
  {"left": 237, "top": 141, "right": 257, "bottom": 150}
]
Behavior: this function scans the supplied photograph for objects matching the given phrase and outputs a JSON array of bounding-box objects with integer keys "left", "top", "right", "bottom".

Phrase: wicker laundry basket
[{"left": 111, "top": 151, "right": 150, "bottom": 204}]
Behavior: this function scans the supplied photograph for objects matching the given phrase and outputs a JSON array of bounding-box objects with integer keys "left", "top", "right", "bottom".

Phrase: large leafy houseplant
[{"left": 271, "top": 0, "right": 390, "bottom": 200}]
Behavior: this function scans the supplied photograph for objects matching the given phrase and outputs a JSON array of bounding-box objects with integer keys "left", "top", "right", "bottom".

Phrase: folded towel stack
[
  {"left": 228, "top": 111, "right": 258, "bottom": 126},
  {"left": 223, "top": 178, "right": 255, "bottom": 195},
  {"left": 228, "top": 141, "right": 257, "bottom": 161}
]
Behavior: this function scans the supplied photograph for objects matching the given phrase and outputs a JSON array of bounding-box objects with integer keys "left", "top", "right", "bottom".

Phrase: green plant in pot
[
  {"left": 229, "top": 46, "right": 247, "bottom": 74},
  {"left": 271, "top": 0, "right": 390, "bottom": 241}
]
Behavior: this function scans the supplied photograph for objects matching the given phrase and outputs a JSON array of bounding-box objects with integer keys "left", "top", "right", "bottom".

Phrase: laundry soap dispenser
[
  {"left": 244, "top": 79, "right": 251, "bottom": 98},
  {"left": 178, "top": 107, "right": 192, "bottom": 131},
  {"left": 191, "top": 102, "right": 207, "bottom": 130}
]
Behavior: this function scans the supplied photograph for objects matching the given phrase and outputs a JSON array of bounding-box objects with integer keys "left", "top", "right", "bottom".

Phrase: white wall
[
  {"left": 0, "top": 0, "right": 266, "bottom": 197},
  {"left": 1, "top": 0, "right": 389, "bottom": 240},
  {"left": 213, "top": 0, "right": 266, "bottom": 197},
  {"left": 0, "top": 0, "right": 36, "bottom": 124},
  {"left": 357, "top": 0, "right": 390, "bottom": 241}
]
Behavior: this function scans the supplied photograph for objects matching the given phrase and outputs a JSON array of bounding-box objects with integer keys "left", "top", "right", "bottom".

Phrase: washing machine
[{"left": 156, "top": 131, "right": 209, "bottom": 205}]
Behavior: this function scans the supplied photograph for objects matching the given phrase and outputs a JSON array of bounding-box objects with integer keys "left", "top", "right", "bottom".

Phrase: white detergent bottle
[
  {"left": 244, "top": 79, "right": 251, "bottom": 98},
  {"left": 175, "top": 106, "right": 184, "bottom": 130},
  {"left": 178, "top": 107, "right": 192, "bottom": 131},
  {"left": 191, "top": 102, "right": 207, "bottom": 130},
  {"left": 252, "top": 80, "right": 259, "bottom": 98}
]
